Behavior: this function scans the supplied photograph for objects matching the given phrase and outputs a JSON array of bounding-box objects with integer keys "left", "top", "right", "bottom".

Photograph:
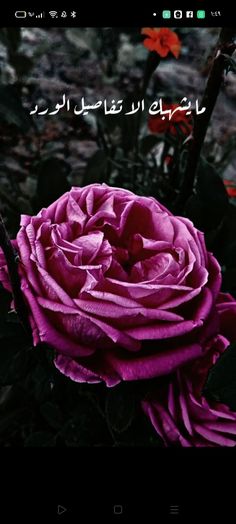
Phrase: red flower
[
  {"left": 141, "top": 28, "right": 181, "bottom": 58},
  {"left": 148, "top": 103, "right": 192, "bottom": 136},
  {"left": 224, "top": 179, "right": 236, "bottom": 198}
]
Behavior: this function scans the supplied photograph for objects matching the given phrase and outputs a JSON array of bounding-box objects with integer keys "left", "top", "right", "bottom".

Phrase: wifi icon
[{"left": 49, "top": 10, "right": 58, "bottom": 18}]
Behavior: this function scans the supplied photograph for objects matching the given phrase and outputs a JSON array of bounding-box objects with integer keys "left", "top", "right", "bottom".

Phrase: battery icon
[{"left": 15, "top": 11, "right": 27, "bottom": 18}]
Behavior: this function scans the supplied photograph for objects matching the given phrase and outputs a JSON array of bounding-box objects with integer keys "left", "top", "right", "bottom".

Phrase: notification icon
[
  {"left": 197, "top": 10, "right": 206, "bottom": 19},
  {"left": 174, "top": 10, "right": 182, "bottom": 19},
  {"left": 162, "top": 10, "right": 171, "bottom": 19}
]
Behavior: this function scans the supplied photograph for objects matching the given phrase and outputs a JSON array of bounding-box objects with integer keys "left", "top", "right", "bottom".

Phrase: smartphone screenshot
[{"left": 0, "top": 3, "right": 235, "bottom": 521}]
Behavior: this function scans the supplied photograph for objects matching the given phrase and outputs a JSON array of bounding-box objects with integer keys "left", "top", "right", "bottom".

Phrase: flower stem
[
  {"left": 133, "top": 52, "right": 161, "bottom": 186},
  {"left": 174, "top": 28, "right": 236, "bottom": 213},
  {"left": 0, "top": 215, "right": 31, "bottom": 335}
]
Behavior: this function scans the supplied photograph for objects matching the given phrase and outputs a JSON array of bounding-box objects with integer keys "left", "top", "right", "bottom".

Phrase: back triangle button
[{"left": 57, "top": 505, "right": 67, "bottom": 515}]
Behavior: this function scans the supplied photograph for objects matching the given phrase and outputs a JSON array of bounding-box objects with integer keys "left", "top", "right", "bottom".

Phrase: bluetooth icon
[{"left": 71, "top": 11, "right": 76, "bottom": 18}]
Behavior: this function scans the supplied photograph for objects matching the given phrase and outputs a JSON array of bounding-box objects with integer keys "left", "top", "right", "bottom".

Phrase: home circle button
[{"left": 113, "top": 505, "right": 123, "bottom": 515}]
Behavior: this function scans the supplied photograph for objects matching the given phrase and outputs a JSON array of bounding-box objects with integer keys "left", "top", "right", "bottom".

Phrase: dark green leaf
[
  {"left": 0, "top": 337, "right": 31, "bottom": 386},
  {"left": 139, "top": 135, "right": 162, "bottom": 156},
  {"left": 185, "top": 160, "right": 229, "bottom": 231},
  {"left": 0, "top": 286, "right": 11, "bottom": 311},
  {"left": 120, "top": 96, "right": 141, "bottom": 153},
  {"left": 0, "top": 29, "right": 8, "bottom": 46},
  {"left": 61, "top": 395, "right": 109, "bottom": 445},
  {"left": 34, "top": 157, "right": 70, "bottom": 210},
  {"left": 25, "top": 431, "right": 55, "bottom": 447},
  {"left": 222, "top": 268, "right": 236, "bottom": 297},
  {"left": 142, "top": 51, "right": 160, "bottom": 93},
  {"left": 222, "top": 54, "right": 236, "bottom": 74},
  {"left": 0, "top": 407, "right": 26, "bottom": 436},
  {"left": 216, "top": 204, "right": 236, "bottom": 265},
  {"left": 0, "top": 320, "right": 24, "bottom": 340},
  {"left": 25, "top": 361, "right": 54, "bottom": 404},
  {"left": 224, "top": 241, "right": 236, "bottom": 268},
  {"left": 82, "top": 150, "right": 108, "bottom": 185},
  {"left": 10, "top": 54, "right": 33, "bottom": 77},
  {"left": 5, "top": 28, "right": 21, "bottom": 55},
  {"left": 0, "top": 86, "right": 32, "bottom": 131},
  {"left": 113, "top": 409, "right": 164, "bottom": 447},
  {"left": 105, "top": 383, "right": 136, "bottom": 434},
  {"left": 40, "top": 402, "right": 63, "bottom": 430},
  {"left": 203, "top": 341, "right": 236, "bottom": 410}
]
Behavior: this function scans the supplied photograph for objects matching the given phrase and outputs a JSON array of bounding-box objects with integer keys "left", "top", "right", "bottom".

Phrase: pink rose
[
  {"left": 142, "top": 293, "right": 236, "bottom": 446},
  {"left": 0, "top": 184, "right": 221, "bottom": 386}
]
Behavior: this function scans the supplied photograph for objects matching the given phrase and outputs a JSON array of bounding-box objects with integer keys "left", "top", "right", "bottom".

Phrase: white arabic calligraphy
[{"left": 29, "top": 96, "right": 206, "bottom": 119}]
